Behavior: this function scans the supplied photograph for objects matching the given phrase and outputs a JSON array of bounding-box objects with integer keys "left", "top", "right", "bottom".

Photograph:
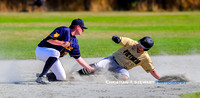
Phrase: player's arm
[
  {"left": 112, "top": 36, "right": 134, "bottom": 47},
  {"left": 150, "top": 70, "right": 160, "bottom": 79},
  {"left": 141, "top": 59, "right": 160, "bottom": 80},
  {"left": 47, "top": 39, "right": 70, "bottom": 47},
  {"left": 47, "top": 27, "right": 71, "bottom": 47},
  {"left": 75, "top": 57, "right": 94, "bottom": 72}
]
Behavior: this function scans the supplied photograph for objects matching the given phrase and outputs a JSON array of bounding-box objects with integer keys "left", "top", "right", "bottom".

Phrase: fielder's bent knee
[{"left": 56, "top": 75, "right": 66, "bottom": 81}]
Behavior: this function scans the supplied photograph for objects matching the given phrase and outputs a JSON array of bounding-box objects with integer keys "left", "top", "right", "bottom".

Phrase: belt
[{"left": 113, "top": 56, "right": 119, "bottom": 65}]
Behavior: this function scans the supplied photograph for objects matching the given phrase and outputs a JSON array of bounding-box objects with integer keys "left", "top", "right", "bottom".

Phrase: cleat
[
  {"left": 36, "top": 73, "right": 40, "bottom": 77},
  {"left": 36, "top": 74, "right": 50, "bottom": 84},
  {"left": 46, "top": 72, "right": 57, "bottom": 81}
]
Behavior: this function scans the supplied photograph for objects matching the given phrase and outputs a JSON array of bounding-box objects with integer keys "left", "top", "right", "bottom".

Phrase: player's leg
[
  {"left": 78, "top": 56, "right": 111, "bottom": 75},
  {"left": 35, "top": 46, "right": 60, "bottom": 61},
  {"left": 114, "top": 68, "right": 129, "bottom": 80},
  {"left": 38, "top": 57, "right": 57, "bottom": 77},
  {"left": 108, "top": 56, "right": 129, "bottom": 80},
  {"left": 35, "top": 47, "right": 60, "bottom": 84},
  {"left": 50, "top": 59, "right": 66, "bottom": 80},
  {"left": 36, "top": 47, "right": 60, "bottom": 76}
]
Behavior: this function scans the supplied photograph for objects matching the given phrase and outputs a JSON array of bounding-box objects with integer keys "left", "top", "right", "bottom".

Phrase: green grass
[
  {"left": 180, "top": 92, "right": 200, "bottom": 98},
  {"left": 0, "top": 11, "right": 200, "bottom": 59}
]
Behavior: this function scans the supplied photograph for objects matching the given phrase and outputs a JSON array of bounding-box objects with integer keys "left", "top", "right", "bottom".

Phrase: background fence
[{"left": 0, "top": 0, "right": 200, "bottom": 12}]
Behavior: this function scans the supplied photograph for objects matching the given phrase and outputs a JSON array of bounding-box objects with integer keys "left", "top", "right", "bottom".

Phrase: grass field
[
  {"left": 180, "top": 92, "right": 200, "bottom": 98},
  {"left": 0, "top": 11, "right": 200, "bottom": 59}
]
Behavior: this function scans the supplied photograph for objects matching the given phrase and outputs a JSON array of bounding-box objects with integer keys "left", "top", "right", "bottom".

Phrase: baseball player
[
  {"left": 78, "top": 36, "right": 160, "bottom": 80},
  {"left": 35, "top": 18, "right": 94, "bottom": 84}
]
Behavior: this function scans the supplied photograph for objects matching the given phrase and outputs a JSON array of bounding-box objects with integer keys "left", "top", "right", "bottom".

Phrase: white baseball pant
[{"left": 35, "top": 46, "right": 66, "bottom": 80}]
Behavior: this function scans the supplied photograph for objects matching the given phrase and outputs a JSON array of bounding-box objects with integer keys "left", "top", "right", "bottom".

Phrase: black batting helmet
[{"left": 138, "top": 36, "right": 154, "bottom": 51}]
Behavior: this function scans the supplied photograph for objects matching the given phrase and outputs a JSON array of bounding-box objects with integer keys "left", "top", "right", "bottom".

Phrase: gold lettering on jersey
[
  {"left": 63, "top": 52, "right": 68, "bottom": 56},
  {"left": 123, "top": 50, "right": 140, "bottom": 64},
  {"left": 64, "top": 46, "right": 73, "bottom": 51},
  {"left": 54, "top": 32, "right": 60, "bottom": 38}
]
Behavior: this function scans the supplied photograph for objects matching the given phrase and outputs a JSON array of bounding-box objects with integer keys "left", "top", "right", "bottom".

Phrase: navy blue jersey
[{"left": 38, "top": 26, "right": 81, "bottom": 58}]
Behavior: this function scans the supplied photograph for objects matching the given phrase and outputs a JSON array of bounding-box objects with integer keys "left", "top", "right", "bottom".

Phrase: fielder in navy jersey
[{"left": 35, "top": 18, "right": 94, "bottom": 84}]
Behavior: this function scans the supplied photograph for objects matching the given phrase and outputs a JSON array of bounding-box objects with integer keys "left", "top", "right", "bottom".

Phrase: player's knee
[
  {"left": 118, "top": 74, "right": 129, "bottom": 81},
  {"left": 56, "top": 75, "right": 66, "bottom": 80},
  {"left": 122, "top": 75, "right": 129, "bottom": 81},
  {"left": 57, "top": 76, "right": 66, "bottom": 81}
]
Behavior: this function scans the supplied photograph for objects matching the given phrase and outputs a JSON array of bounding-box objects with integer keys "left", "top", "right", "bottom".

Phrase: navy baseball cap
[{"left": 70, "top": 18, "right": 88, "bottom": 29}]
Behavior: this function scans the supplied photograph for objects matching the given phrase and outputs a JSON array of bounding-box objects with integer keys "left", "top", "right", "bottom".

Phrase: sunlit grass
[
  {"left": 180, "top": 92, "right": 200, "bottom": 98},
  {"left": 0, "top": 11, "right": 200, "bottom": 59}
]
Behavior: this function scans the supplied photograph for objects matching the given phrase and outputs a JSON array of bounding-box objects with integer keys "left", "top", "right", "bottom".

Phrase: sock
[{"left": 39, "top": 57, "right": 57, "bottom": 77}]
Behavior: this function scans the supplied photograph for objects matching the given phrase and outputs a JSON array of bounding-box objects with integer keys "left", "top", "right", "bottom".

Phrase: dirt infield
[{"left": 0, "top": 55, "right": 200, "bottom": 98}]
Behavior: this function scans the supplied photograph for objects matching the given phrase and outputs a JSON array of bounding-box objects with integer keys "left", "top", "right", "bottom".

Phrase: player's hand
[
  {"left": 62, "top": 41, "right": 70, "bottom": 47},
  {"left": 88, "top": 67, "right": 94, "bottom": 73},
  {"left": 112, "top": 35, "right": 121, "bottom": 44}
]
